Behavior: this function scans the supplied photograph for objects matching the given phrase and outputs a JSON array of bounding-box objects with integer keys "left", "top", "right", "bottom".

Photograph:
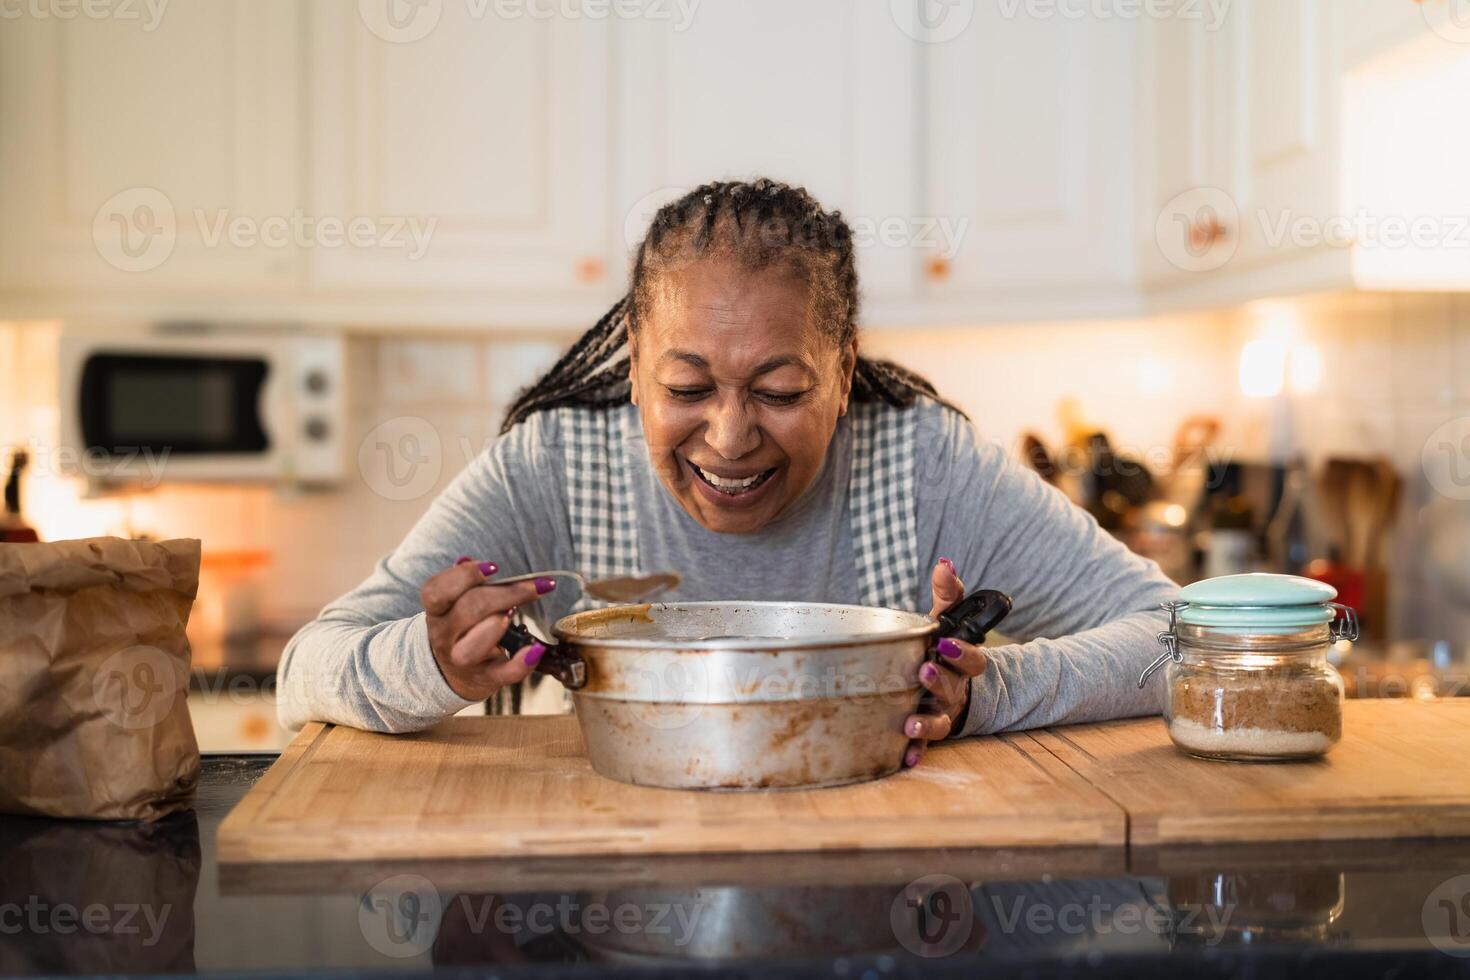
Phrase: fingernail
[
  {"left": 938, "top": 557, "right": 955, "bottom": 571},
  {"left": 523, "top": 642, "right": 546, "bottom": 666},
  {"left": 904, "top": 748, "right": 921, "bottom": 768},
  {"left": 920, "top": 662, "right": 939, "bottom": 683},
  {"left": 478, "top": 561, "right": 498, "bottom": 577},
  {"left": 455, "top": 555, "right": 474, "bottom": 565},
  {"left": 938, "top": 637, "right": 962, "bottom": 660},
  {"left": 906, "top": 719, "right": 922, "bottom": 737},
  {"left": 534, "top": 577, "right": 557, "bottom": 594}
]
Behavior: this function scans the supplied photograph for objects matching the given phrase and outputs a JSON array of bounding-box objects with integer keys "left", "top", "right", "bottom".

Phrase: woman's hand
[
  {"left": 903, "top": 557, "right": 989, "bottom": 768},
  {"left": 420, "top": 557, "right": 556, "bottom": 701}
]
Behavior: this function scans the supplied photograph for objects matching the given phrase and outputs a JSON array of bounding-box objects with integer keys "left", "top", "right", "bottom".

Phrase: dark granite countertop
[{"left": 4, "top": 755, "right": 1470, "bottom": 978}]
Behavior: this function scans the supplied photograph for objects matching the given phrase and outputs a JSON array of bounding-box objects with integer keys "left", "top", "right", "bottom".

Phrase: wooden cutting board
[
  {"left": 217, "top": 716, "right": 1125, "bottom": 863},
  {"left": 1032, "top": 699, "right": 1470, "bottom": 846}
]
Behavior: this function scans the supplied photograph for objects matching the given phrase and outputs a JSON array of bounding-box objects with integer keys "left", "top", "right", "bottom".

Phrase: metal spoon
[{"left": 489, "top": 569, "right": 681, "bottom": 603}]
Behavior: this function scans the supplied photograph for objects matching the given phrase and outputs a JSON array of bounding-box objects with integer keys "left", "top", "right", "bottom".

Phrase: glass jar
[{"left": 1139, "top": 573, "right": 1357, "bottom": 762}]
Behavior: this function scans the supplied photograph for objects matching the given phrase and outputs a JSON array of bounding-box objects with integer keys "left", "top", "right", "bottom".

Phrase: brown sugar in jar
[
  {"left": 1161, "top": 624, "right": 1345, "bottom": 761},
  {"left": 1138, "top": 575, "right": 1358, "bottom": 762}
]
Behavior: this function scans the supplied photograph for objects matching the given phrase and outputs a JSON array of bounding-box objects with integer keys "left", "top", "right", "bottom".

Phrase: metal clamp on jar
[{"left": 1138, "top": 573, "right": 1359, "bottom": 762}]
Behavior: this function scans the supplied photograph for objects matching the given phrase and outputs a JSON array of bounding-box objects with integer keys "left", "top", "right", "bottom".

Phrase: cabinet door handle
[{"left": 575, "top": 257, "right": 605, "bottom": 283}]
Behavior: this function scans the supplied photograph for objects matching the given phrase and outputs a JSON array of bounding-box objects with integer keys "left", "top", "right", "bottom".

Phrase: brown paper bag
[{"left": 0, "top": 537, "right": 202, "bottom": 821}]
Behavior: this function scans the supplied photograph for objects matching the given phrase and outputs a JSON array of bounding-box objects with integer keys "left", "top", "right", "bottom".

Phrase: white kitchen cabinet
[
  {"left": 0, "top": 2, "right": 300, "bottom": 297},
  {"left": 614, "top": 0, "right": 918, "bottom": 314},
  {"left": 306, "top": 0, "right": 616, "bottom": 306},
  {"left": 921, "top": 7, "right": 1140, "bottom": 322},
  {"left": 1227, "top": 0, "right": 1344, "bottom": 274},
  {"left": 1136, "top": 1, "right": 1235, "bottom": 289}
]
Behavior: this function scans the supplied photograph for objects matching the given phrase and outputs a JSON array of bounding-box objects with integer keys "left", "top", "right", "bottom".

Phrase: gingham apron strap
[
  {"left": 559, "top": 404, "right": 642, "bottom": 613},
  {"left": 848, "top": 401, "right": 922, "bottom": 611}
]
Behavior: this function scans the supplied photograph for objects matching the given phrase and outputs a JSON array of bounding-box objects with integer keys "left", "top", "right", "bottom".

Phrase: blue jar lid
[{"left": 1176, "top": 573, "right": 1340, "bottom": 631}]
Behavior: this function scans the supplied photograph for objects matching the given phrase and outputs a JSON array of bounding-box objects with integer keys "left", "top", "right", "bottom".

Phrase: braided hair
[{"left": 500, "top": 178, "right": 955, "bottom": 435}]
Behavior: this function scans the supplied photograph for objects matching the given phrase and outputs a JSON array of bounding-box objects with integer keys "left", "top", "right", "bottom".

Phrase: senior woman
[{"left": 277, "top": 178, "right": 1177, "bottom": 767}]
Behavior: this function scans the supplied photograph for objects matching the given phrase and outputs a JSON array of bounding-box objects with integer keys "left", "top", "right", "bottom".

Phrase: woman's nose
[{"left": 703, "top": 397, "right": 761, "bottom": 460}]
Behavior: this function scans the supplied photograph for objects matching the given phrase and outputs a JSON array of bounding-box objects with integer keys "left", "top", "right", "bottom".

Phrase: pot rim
[{"left": 553, "top": 600, "right": 938, "bottom": 652}]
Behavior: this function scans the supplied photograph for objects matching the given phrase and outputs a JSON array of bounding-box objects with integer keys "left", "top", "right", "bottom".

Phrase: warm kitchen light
[
  {"left": 1239, "top": 338, "right": 1287, "bottom": 398},
  {"left": 1289, "top": 341, "right": 1325, "bottom": 395}
]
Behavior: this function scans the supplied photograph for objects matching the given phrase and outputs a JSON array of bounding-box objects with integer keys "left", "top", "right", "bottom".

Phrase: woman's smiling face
[{"left": 628, "top": 258, "right": 856, "bottom": 534}]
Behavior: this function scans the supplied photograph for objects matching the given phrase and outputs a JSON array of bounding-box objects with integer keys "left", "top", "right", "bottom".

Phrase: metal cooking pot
[{"left": 505, "top": 589, "right": 1010, "bottom": 790}]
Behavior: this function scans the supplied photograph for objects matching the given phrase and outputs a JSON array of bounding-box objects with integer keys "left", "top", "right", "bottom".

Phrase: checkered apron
[
  {"left": 491, "top": 400, "right": 921, "bottom": 715},
  {"left": 560, "top": 400, "right": 921, "bottom": 611}
]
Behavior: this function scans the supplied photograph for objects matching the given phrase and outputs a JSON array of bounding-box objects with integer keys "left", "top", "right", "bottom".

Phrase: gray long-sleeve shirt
[{"left": 276, "top": 401, "right": 1178, "bottom": 735}]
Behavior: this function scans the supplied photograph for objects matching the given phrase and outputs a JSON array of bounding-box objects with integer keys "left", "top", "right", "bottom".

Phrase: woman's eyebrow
[{"left": 659, "top": 350, "right": 813, "bottom": 377}]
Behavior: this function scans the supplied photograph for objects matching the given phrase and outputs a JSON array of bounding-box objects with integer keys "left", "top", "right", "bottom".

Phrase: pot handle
[
  {"left": 497, "top": 620, "right": 587, "bottom": 690},
  {"left": 936, "top": 588, "right": 1012, "bottom": 645}
]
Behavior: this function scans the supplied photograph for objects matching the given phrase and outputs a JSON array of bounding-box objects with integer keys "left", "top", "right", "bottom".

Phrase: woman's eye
[
  {"left": 665, "top": 387, "right": 711, "bottom": 402},
  {"left": 757, "top": 390, "right": 805, "bottom": 406}
]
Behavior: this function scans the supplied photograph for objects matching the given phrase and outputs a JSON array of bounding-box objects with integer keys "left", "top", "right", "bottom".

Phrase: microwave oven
[{"left": 58, "top": 328, "right": 346, "bottom": 484}]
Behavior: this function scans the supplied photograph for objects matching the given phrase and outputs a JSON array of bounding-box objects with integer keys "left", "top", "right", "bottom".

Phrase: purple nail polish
[
  {"left": 904, "top": 748, "right": 921, "bottom": 768},
  {"left": 534, "top": 577, "right": 557, "bottom": 594},
  {"left": 478, "top": 561, "right": 498, "bottom": 576},
  {"left": 455, "top": 555, "right": 474, "bottom": 565},
  {"left": 938, "top": 637, "right": 962, "bottom": 659},
  {"left": 907, "top": 719, "right": 922, "bottom": 737},
  {"left": 938, "top": 556, "right": 954, "bottom": 571},
  {"left": 523, "top": 642, "right": 546, "bottom": 666},
  {"left": 920, "top": 662, "right": 939, "bottom": 683}
]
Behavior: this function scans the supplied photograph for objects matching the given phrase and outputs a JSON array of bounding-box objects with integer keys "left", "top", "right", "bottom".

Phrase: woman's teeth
[{"left": 692, "top": 463, "right": 774, "bottom": 495}]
